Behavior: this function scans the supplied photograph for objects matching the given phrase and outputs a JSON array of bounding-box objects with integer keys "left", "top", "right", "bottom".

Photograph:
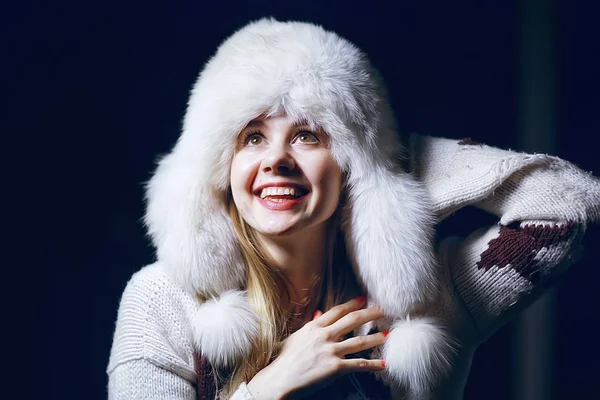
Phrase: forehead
[{"left": 243, "top": 115, "right": 310, "bottom": 129}]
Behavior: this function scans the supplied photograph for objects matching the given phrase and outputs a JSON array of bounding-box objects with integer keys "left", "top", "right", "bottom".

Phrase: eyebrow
[
  {"left": 244, "top": 119, "right": 312, "bottom": 129},
  {"left": 245, "top": 120, "right": 265, "bottom": 128}
]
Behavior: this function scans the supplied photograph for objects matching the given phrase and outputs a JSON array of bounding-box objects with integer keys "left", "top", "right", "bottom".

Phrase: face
[{"left": 230, "top": 115, "right": 342, "bottom": 238}]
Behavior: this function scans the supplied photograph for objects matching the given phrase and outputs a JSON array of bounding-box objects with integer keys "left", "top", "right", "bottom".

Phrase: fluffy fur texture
[
  {"left": 144, "top": 18, "right": 449, "bottom": 388},
  {"left": 382, "top": 317, "right": 456, "bottom": 391},
  {"left": 343, "top": 168, "right": 438, "bottom": 313},
  {"left": 192, "top": 290, "right": 259, "bottom": 367}
]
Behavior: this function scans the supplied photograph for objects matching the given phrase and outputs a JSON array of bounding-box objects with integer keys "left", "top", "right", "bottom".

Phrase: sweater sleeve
[
  {"left": 107, "top": 264, "right": 200, "bottom": 400},
  {"left": 409, "top": 134, "right": 600, "bottom": 343},
  {"left": 108, "top": 359, "right": 196, "bottom": 400},
  {"left": 107, "top": 264, "right": 254, "bottom": 400},
  {"left": 109, "top": 359, "right": 252, "bottom": 400},
  {"left": 440, "top": 221, "right": 584, "bottom": 342}
]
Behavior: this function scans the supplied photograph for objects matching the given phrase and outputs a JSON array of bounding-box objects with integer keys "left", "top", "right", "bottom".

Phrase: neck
[{"left": 256, "top": 223, "right": 330, "bottom": 313}]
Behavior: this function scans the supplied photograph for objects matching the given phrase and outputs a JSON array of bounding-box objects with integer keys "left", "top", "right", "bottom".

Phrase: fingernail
[
  {"left": 381, "top": 360, "right": 387, "bottom": 368},
  {"left": 355, "top": 296, "right": 366, "bottom": 303},
  {"left": 382, "top": 330, "right": 390, "bottom": 337},
  {"left": 313, "top": 310, "right": 321, "bottom": 319}
]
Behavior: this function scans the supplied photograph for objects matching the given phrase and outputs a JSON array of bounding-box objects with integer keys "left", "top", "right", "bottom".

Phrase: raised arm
[
  {"left": 398, "top": 134, "right": 599, "bottom": 399},
  {"left": 409, "top": 133, "right": 600, "bottom": 342}
]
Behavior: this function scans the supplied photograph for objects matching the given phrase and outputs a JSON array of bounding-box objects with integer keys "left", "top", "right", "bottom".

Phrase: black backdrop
[{"left": 6, "top": 1, "right": 599, "bottom": 399}]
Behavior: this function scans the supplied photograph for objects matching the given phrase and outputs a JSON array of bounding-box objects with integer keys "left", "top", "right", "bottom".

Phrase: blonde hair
[{"left": 218, "top": 191, "right": 360, "bottom": 397}]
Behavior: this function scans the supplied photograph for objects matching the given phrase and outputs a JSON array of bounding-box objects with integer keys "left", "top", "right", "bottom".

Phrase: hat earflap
[{"left": 343, "top": 166, "right": 454, "bottom": 388}]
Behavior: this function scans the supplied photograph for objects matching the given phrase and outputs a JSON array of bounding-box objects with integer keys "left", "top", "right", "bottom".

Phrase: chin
[
  {"left": 256, "top": 223, "right": 298, "bottom": 237},
  {"left": 250, "top": 210, "right": 302, "bottom": 236}
]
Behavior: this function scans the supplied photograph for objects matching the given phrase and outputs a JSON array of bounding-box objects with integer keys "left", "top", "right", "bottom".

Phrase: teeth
[{"left": 259, "top": 187, "right": 302, "bottom": 199}]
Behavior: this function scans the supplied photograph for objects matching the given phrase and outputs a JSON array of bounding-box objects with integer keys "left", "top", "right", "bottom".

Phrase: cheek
[
  {"left": 315, "top": 157, "right": 343, "bottom": 210},
  {"left": 230, "top": 154, "right": 258, "bottom": 201}
]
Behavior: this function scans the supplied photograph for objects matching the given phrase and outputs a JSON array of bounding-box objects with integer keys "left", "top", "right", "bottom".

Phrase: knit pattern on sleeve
[
  {"left": 410, "top": 134, "right": 600, "bottom": 224},
  {"left": 410, "top": 133, "right": 599, "bottom": 342},
  {"left": 445, "top": 220, "right": 584, "bottom": 341},
  {"left": 108, "top": 359, "right": 197, "bottom": 400},
  {"left": 107, "top": 263, "right": 200, "bottom": 399}
]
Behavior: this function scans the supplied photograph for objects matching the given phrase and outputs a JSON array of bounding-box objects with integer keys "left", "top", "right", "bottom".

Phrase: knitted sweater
[{"left": 107, "top": 134, "right": 600, "bottom": 399}]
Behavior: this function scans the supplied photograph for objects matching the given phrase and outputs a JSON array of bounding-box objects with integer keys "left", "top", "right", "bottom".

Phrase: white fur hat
[{"left": 145, "top": 18, "right": 452, "bottom": 390}]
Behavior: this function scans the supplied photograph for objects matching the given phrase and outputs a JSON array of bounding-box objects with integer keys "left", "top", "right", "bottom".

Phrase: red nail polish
[
  {"left": 313, "top": 310, "right": 321, "bottom": 319},
  {"left": 355, "top": 296, "right": 366, "bottom": 303},
  {"left": 381, "top": 360, "right": 387, "bottom": 368},
  {"left": 382, "top": 330, "right": 390, "bottom": 337}
]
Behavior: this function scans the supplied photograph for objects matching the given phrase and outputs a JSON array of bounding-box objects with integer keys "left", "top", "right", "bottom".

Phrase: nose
[{"left": 261, "top": 143, "right": 296, "bottom": 174}]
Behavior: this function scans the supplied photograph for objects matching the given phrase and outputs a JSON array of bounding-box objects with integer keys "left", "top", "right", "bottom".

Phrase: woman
[{"left": 107, "top": 19, "right": 600, "bottom": 399}]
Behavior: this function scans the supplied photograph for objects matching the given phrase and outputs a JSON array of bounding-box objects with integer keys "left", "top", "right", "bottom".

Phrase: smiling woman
[
  {"left": 106, "top": 18, "right": 600, "bottom": 400},
  {"left": 227, "top": 115, "right": 349, "bottom": 394}
]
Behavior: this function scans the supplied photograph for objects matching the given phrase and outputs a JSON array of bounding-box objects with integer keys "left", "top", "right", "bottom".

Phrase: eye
[
  {"left": 243, "top": 133, "right": 264, "bottom": 146},
  {"left": 293, "top": 131, "right": 319, "bottom": 144}
]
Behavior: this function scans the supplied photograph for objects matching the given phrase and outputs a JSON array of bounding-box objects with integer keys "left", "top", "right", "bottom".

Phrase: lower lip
[{"left": 256, "top": 195, "right": 307, "bottom": 211}]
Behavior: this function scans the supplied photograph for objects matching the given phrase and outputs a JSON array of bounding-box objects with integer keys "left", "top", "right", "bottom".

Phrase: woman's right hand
[{"left": 246, "top": 297, "right": 387, "bottom": 399}]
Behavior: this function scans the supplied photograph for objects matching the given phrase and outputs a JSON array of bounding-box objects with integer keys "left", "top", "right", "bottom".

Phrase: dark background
[{"left": 6, "top": 1, "right": 599, "bottom": 399}]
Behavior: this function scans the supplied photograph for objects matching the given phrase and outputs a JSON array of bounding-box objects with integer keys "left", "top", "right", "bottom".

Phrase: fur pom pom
[
  {"left": 192, "top": 290, "right": 258, "bottom": 367},
  {"left": 382, "top": 316, "right": 455, "bottom": 390}
]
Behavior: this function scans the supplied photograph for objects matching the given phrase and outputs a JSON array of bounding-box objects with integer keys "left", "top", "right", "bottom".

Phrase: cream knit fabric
[
  {"left": 108, "top": 134, "right": 600, "bottom": 399},
  {"left": 107, "top": 264, "right": 255, "bottom": 400},
  {"left": 410, "top": 134, "right": 596, "bottom": 341}
]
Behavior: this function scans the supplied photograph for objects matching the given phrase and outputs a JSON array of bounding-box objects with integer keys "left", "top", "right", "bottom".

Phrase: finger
[
  {"left": 313, "top": 296, "right": 366, "bottom": 327},
  {"left": 312, "top": 310, "right": 323, "bottom": 320},
  {"left": 334, "top": 331, "right": 388, "bottom": 356},
  {"left": 339, "top": 358, "right": 386, "bottom": 373},
  {"left": 326, "top": 306, "right": 384, "bottom": 338}
]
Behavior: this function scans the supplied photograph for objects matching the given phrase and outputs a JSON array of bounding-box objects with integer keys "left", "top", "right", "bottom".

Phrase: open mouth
[
  {"left": 254, "top": 185, "right": 309, "bottom": 208},
  {"left": 259, "top": 187, "right": 308, "bottom": 200}
]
